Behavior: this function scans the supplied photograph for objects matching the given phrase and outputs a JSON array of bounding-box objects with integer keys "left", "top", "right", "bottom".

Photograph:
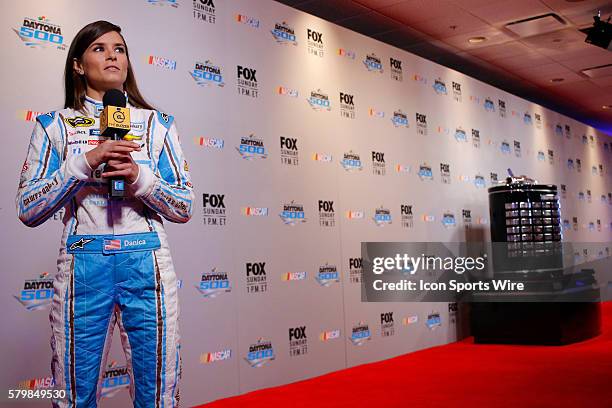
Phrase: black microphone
[{"left": 100, "top": 89, "right": 131, "bottom": 198}]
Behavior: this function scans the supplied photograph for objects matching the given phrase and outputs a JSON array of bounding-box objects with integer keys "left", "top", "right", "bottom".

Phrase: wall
[{"left": 0, "top": 0, "right": 610, "bottom": 406}]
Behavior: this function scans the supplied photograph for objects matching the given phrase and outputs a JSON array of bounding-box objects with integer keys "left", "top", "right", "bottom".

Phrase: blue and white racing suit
[{"left": 16, "top": 96, "right": 194, "bottom": 407}]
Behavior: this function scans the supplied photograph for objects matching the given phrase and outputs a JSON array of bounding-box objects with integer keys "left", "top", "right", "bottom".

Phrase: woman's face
[{"left": 74, "top": 31, "right": 129, "bottom": 95}]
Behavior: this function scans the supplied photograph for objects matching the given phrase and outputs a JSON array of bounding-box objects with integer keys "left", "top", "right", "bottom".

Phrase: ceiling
[{"left": 274, "top": 0, "right": 612, "bottom": 134}]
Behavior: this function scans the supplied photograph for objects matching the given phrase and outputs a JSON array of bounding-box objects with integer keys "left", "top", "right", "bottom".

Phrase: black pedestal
[{"left": 471, "top": 302, "right": 602, "bottom": 345}]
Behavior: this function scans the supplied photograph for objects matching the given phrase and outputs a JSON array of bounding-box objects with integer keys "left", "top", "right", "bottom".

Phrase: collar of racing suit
[{"left": 84, "top": 92, "right": 129, "bottom": 118}]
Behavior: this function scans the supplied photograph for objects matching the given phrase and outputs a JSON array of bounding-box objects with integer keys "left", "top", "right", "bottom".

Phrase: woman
[{"left": 16, "top": 21, "right": 193, "bottom": 407}]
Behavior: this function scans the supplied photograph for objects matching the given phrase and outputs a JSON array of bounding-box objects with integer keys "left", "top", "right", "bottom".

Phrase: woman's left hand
[{"left": 102, "top": 154, "right": 140, "bottom": 184}]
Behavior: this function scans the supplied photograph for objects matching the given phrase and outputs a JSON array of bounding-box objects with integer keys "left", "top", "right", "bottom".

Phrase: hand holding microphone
[{"left": 84, "top": 89, "right": 139, "bottom": 198}]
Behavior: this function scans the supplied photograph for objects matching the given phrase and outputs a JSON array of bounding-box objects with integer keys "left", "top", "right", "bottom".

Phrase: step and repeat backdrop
[{"left": 1, "top": 0, "right": 610, "bottom": 406}]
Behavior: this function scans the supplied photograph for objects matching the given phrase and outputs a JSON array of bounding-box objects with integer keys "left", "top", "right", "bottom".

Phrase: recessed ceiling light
[
  {"left": 468, "top": 36, "right": 487, "bottom": 44},
  {"left": 603, "top": 105, "right": 612, "bottom": 110},
  {"left": 550, "top": 78, "right": 565, "bottom": 83}
]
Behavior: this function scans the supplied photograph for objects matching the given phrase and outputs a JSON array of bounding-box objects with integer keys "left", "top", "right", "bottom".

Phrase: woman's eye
[
  {"left": 115, "top": 47, "right": 125, "bottom": 53},
  {"left": 93, "top": 46, "right": 104, "bottom": 52}
]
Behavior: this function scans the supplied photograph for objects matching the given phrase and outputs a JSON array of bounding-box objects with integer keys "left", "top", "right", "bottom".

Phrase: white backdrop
[{"left": 0, "top": 0, "right": 610, "bottom": 406}]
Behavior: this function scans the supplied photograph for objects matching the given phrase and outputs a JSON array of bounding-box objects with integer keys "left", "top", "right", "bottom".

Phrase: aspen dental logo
[
  {"left": 236, "top": 134, "right": 267, "bottom": 159},
  {"left": 146, "top": 55, "right": 176, "bottom": 70},
  {"left": 391, "top": 110, "right": 409, "bottom": 128},
  {"left": 319, "top": 329, "right": 341, "bottom": 341},
  {"left": 245, "top": 339, "right": 275, "bottom": 368},
  {"left": 454, "top": 128, "right": 467, "bottom": 142},
  {"left": 484, "top": 98, "right": 495, "bottom": 112},
  {"left": 307, "top": 89, "right": 331, "bottom": 111},
  {"left": 196, "top": 268, "right": 231, "bottom": 298},
  {"left": 316, "top": 263, "right": 339, "bottom": 287},
  {"left": 363, "top": 53, "right": 383, "bottom": 73},
  {"left": 426, "top": 312, "right": 442, "bottom": 330},
  {"left": 282, "top": 272, "right": 306, "bottom": 281},
  {"left": 100, "top": 361, "right": 130, "bottom": 399},
  {"left": 277, "top": 86, "right": 298, "bottom": 98},
  {"left": 271, "top": 21, "right": 297, "bottom": 45},
  {"left": 201, "top": 349, "right": 232, "bottom": 364},
  {"left": 194, "top": 136, "right": 224, "bottom": 149},
  {"left": 350, "top": 321, "right": 371, "bottom": 346},
  {"left": 373, "top": 206, "right": 392, "bottom": 226},
  {"left": 433, "top": 78, "right": 447, "bottom": 95},
  {"left": 15, "top": 272, "right": 53, "bottom": 311},
  {"left": 190, "top": 60, "right": 224, "bottom": 87},
  {"left": 341, "top": 151, "right": 363, "bottom": 171},
  {"left": 14, "top": 16, "right": 65, "bottom": 50},
  {"left": 442, "top": 211, "right": 456, "bottom": 228},
  {"left": 418, "top": 163, "right": 433, "bottom": 181},
  {"left": 242, "top": 207, "right": 268, "bottom": 217},
  {"left": 279, "top": 201, "right": 306, "bottom": 225},
  {"left": 235, "top": 14, "right": 259, "bottom": 28}
]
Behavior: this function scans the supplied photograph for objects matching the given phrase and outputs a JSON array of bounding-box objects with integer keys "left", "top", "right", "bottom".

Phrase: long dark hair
[{"left": 64, "top": 21, "right": 154, "bottom": 112}]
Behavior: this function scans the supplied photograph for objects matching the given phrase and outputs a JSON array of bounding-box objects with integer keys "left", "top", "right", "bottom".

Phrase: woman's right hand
[{"left": 85, "top": 140, "right": 141, "bottom": 169}]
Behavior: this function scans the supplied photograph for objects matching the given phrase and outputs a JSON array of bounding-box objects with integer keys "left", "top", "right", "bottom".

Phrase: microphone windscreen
[{"left": 103, "top": 89, "right": 126, "bottom": 107}]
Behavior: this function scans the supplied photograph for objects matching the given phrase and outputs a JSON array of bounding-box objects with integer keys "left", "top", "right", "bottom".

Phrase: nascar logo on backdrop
[{"left": 146, "top": 55, "right": 176, "bottom": 71}]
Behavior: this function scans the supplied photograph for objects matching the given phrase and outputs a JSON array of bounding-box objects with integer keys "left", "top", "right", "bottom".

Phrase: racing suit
[{"left": 16, "top": 95, "right": 194, "bottom": 407}]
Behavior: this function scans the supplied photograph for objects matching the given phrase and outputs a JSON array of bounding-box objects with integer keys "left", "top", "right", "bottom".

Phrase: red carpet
[{"left": 205, "top": 303, "right": 612, "bottom": 408}]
